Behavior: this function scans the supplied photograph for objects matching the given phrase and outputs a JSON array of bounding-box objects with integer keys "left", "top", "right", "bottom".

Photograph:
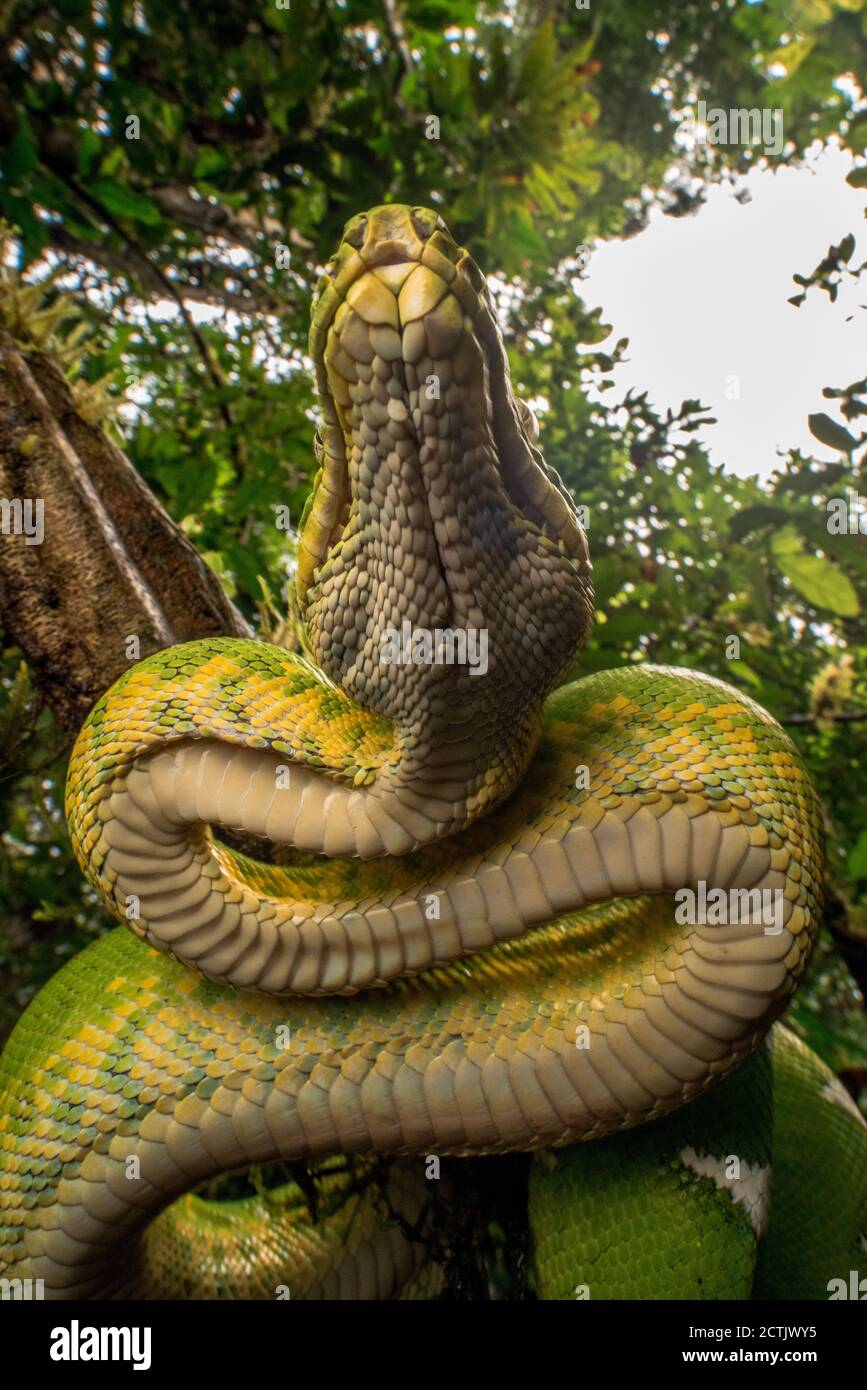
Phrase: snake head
[{"left": 297, "top": 205, "right": 593, "bottom": 795}]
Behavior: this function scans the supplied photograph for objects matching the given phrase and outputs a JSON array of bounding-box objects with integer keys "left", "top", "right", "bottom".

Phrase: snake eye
[
  {"left": 410, "top": 207, "right": 437, "bottom": 241},
  {"left": 344, "top": 215, "right": 368, "bottom": 250},
  {"left": 515, "top": 398, "right": 540, "bottom": 443}
]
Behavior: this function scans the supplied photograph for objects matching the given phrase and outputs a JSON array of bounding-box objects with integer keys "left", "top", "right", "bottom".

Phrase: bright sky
[{"left": 580, "top": 143, "right": 865, "bottom": 480}]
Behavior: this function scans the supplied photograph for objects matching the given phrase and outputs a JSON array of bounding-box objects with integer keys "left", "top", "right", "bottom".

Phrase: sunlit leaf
[
  {"left": 771, "top": 525, "right": 860, "bottom": 615},
  {"left": 727, "top": 659, "right": 763, "bottom": 689},
  {"left": 808, "top": 412, "right": 859, "bottom": 453}
]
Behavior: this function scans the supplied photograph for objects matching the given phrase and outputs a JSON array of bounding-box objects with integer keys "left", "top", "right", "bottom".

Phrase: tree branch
[
  {"left": 52, "top": 229, "right": 286, "bottom": 316},
  {"left": 57, "top": 175, "right": 252, "bottom": 481},
  {"left": 382, "top": 0, "right": 414, "bottom": 81},
  {"left": 0, "top": 100, "right": 284, "bottom": 261},
  {"left": 149, "top": 183, "right": 270, "bottom": 255}
]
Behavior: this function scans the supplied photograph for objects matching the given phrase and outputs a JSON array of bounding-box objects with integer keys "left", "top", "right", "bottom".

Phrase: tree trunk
[{"left": 0, "top": 331, "right": 250, "bottom": 729}]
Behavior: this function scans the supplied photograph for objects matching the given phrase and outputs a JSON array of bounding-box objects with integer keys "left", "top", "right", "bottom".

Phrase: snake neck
[{"left": 297, "top": 204, "right": 593, "bottom": 837}]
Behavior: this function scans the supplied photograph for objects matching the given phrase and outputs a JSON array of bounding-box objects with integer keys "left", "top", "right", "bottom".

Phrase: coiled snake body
[{"left": 1, "top": 206, "right": 865, "bottom": 1299}]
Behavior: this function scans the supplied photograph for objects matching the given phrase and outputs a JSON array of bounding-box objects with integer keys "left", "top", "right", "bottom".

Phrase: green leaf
[
  {"left": 0, "top": 189, "right": 47, "bottom": 263},
  {"left": 89, "top": 179, "right": 163, "bottom": 226},
  {"left": 742, "top": 552, "right": 773, "bottom": 624},
  {"left": 77, "top": 128, "right": 103, "bottom": 178},
  {"left": 730, "top": 503, "right": 789, "bottom": 541},
  {"left": 201, "top": 550, "right": 237, "bottom": 598},
  {"left": 727, "top": 659, "right": 762, "bottom": 689},
  {"left": 194, "top": 148, "right": 229, "bottom": 179},
  {"left": 99, "top": 145, "right": 125, "bottom": 178},
  {"left": 771, "top": 525, "right": 860, "bottom": 615},
  {"left": 808, "top": 413, "right": 859, "bottom": 453},
  {"left": 599, "top": 609, "right": 649, "bottom": 645},
  {"left": 847, "top": 829, "right": 867, "bottom": 881},
  {"left": 767, "top": 34, "right": 816, "bottom": 75},
  {"left": 846, "top": 166, "right": 867, "bottom": 189},
  {"left": 3, "top": 115, "right": 38, "bottom": 180}
]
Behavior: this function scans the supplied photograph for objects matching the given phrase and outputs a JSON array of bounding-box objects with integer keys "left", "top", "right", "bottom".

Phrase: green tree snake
[{"left": 1, "top": 205, "right": 865, "bottom": 1300}]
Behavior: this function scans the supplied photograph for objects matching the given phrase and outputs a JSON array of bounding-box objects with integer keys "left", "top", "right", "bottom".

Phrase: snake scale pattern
[{"left": 1, "top": 205, "right": 865, "bottom": 1299}]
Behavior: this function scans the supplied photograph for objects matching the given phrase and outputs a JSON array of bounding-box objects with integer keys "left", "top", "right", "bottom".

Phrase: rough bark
[{"left": 0, "top": 331, "right": 251, "bottom": 730}]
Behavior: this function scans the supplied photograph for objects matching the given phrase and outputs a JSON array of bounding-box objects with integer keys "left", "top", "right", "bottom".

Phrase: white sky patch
[
  {"left": 581, "top": 143, "right": 865, "bottom": 480},
  {"left": 680, "top": 1146, "right": 770, "bottom": 1236}
]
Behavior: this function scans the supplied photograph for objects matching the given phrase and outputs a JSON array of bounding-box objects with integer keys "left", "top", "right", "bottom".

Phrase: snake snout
[{"left": 340, "top": 205, "right": 445, "bottom": 275}]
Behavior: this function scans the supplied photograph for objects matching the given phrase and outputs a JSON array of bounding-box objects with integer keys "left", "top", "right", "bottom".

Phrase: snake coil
[{"left": 2, "top": 207, "right": 862, "bottom": 1302}]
